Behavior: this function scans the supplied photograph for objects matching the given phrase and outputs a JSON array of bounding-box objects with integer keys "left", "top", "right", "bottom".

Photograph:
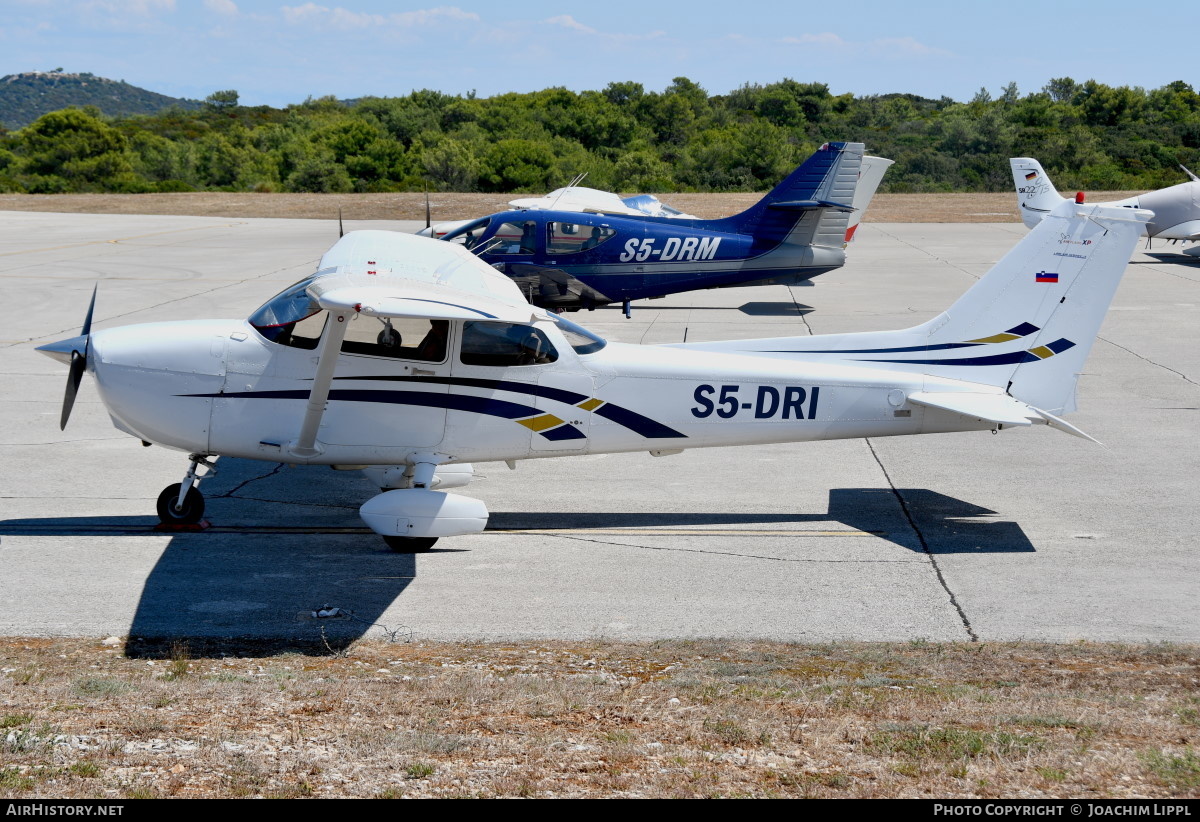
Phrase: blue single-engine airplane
[{"left": 439, "top": 142, "right": 868, "bottom": 315}]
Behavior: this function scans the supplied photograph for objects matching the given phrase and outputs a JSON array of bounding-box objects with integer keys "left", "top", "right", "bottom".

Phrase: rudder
[{"left": 1011, "top": 157, "right": 1066, "bottom": 229}]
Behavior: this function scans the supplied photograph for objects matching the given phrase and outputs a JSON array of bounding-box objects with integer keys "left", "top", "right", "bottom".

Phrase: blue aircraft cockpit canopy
[
  {"left": 440, "top": 217, "right": 492, "bottom": 250},
  {"left": 551, "top": 314, "right": 607, "bottom": 355}
]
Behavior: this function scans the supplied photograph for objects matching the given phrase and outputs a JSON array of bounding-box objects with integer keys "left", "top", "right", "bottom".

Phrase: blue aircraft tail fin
[{"left": 708, "top": 142, "right": 865, "bottom": 246}]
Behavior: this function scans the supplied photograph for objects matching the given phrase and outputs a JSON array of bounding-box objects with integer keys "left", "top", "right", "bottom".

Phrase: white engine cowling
[
  {"left": 359, "top": 489, "right": 488, "bottom": 538},
  {"left": 361, "top": 463, "right": 474, "bottom": 490}
]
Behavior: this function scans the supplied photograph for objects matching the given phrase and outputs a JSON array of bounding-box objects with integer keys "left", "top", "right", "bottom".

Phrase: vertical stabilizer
[
  {"left": 707, "top": 142, "right": 864, "bottom": 246},
  {"left": 1011, "top": 157, "right": 1067, "bottom": 229},
  {"left": 678, "top": 201, "right": 1150, "bottom": 417}
]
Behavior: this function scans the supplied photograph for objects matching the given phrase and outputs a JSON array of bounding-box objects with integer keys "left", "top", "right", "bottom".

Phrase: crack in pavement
[
  {"left": 864, "top": 438, "right": 979, "bottom": 642},
  {"left": 536, "top": 531, "right": 924, "bottom": 563},
  {"left": 870, "top": 226, "right": 983, "bottom": 282},
  {"left": 786, "top": 285, "right": 813, "bottom": 336},
  {"left": 211, "top": 463, "right": 286, "bottom": 500},
  {"left": 1099, "top": 336, "right": 1199, "bottom": 389}
]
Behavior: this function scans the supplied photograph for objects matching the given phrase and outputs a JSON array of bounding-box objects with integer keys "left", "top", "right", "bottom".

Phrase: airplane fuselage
[
  {"left": 452, "top": 209, "right": 847, "bottom": 309},
  {"left": 88, "top": 317, "right": 995, "bottom": 469}
]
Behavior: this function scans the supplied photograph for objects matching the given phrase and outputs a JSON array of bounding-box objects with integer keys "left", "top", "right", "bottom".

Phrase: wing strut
[{"left": 290, "top": 311, "right": 351, "bottom": 458}]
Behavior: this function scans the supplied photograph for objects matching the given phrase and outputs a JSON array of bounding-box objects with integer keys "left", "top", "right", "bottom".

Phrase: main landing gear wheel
[
  {"left": 156, "top": 483, "right": 205, "bottom": 525},
  {"left": 383, "top": 535, "right": 438, "bottom": 553}
]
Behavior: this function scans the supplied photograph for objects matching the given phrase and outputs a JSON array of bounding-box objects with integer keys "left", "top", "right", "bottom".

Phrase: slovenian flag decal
[{"left": 1035, "top": 271, "right": 1059, "bottom": 283}]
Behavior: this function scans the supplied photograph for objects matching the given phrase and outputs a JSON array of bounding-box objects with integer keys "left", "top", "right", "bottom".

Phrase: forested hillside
[
  {"left": 0, "top": 71, "right": 200, "bottom": 130},
  {"left": 0, "top": 77, "right": 1196, "bottom": 195}
]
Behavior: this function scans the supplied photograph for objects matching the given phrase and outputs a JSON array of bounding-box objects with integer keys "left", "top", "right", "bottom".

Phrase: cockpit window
[
  {"left": 486, "top": 221, "right": 538, "bottom": 256},
  {"left": 460, "top": 322, "right": 557, "bottom": 367},
  {"left": 552, "top": 315, "right": 607, "bottom": 355},
  {"left": 341, "top": 317, "right": 449, "bottom": 362},
  {"left": 248, "top": 277, "right": 326, "bottom": 349},
  {"left": 546, "top": 222, "right": 616, "bottom": 255},
  {"left": 439, "top": 217, "right": 490, "bottom": 250}
]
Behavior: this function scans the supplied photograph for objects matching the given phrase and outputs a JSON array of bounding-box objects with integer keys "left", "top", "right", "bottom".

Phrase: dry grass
[
  {"left": 0, "top": 191, "right": 1149, "bottom": 223},
  {"left": 1, "top": 637, "right": 1196, "bottom": 798}
]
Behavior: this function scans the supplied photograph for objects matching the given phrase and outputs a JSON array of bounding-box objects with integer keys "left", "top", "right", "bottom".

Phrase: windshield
[
  {"left": 552, "top": 314, "right": 607, "bottom": 355},
  {"left": 248, "top": 273, "right": 330, "bottom": 347},
  {"left": 439, "top": 217, "right": 491, "bottom": 250}
]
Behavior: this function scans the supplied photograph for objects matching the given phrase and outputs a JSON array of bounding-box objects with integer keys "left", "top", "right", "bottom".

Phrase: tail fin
[
  {"left": 845, "top": 155, "right": 895, "bottom": 242},
  {"left": 1011, "top": 157, "right": 1067, "bottom": 229},
  {"left": 678, "top": 201, "right": 1150, "bottom": 415},
  {"left": 706, "top": 142, "right": 865, "bottom": 247}
]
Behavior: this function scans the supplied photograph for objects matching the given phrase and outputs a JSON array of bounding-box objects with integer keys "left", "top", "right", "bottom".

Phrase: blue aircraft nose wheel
[{"left": 623, "top": 299, "right": 631, "bottom": 319}]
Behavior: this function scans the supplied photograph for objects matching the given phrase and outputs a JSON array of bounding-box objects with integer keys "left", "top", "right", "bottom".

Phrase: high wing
[
  {"left": 508, "top": 186, "right": 644, "bottom": 216},
  {"left": 314, "top": 229, "right": 538, "bottom": 321},
  {"left": 289, "top": 230, "right": 543, "bottom": 458}
]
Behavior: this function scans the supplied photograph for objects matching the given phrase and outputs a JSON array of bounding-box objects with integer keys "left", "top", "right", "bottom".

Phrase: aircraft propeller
[{"left": 41, "top": 285, "right": 97, "bottom": 430}]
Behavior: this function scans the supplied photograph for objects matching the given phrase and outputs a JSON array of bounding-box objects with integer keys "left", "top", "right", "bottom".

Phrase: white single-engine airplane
[
  {"left": 38, "top": 199, "right": 1148, "bottom": 551},
  {"left": 1012, "top": 157, "right": 1200, "bottom": 254}
]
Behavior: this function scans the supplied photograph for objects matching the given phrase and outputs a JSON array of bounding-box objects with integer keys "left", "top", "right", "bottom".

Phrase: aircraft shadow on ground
[
  {"left": 737, "top": 302, "right": 814, "bottom": 317},
  {"left": 0, "top": 473, "right": 1032, "bottom": 658},
  {"left": 489, "top": 487, "right": 1035, "bottom": 556},
  {"left": 1138, "top": 252, "right": 1200, "bottom": 265},
  {"left": 1, "top": 456, "right": 418, "bottom": 659}
]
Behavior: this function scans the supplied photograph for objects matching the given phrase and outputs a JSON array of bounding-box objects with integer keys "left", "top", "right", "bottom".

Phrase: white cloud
[
  {"left": 80, "top": 0, "right": 175, "bottom": 13},
  {"left": 871, "top": 36, "right": 951, "bottom": 57},
  {"left": 392, "top": 6, "right": 477, "bottom": 26},
  {"left": 783, "top": 32, "right": 846, "bottom": 47},
  {"left": 280, "top": 4, "right": 477, "bottom": 29},
  {"left": 204, "top": 0, "right": 237, "bottom": 15},
  {"left": 545, "top": 15, "right": 595, "bottom": 34}
]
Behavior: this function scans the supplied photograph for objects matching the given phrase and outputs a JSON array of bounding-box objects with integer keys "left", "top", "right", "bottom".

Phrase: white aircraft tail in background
[
  {"left": 1010, "top": 157, "right": 1070, "bottom": 228},
  {"left": 1011, "top": 157, "right": 1200, "bottom": 253}
]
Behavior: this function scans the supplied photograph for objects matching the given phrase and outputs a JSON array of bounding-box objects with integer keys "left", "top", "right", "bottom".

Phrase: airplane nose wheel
[
  {"left": 156, "top": 483, "right": 205, "bottom": 524},
  {"left": 156, "top": 455, "right": 215, "bottom": 525},
  {"left": 382, "top": 535, "right": 438, "bottom": 553}
]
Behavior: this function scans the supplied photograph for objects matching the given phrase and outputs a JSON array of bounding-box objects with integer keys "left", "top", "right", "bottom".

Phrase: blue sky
[{"left": 1, "top": 0, "right": 1193, "bottom": 106}]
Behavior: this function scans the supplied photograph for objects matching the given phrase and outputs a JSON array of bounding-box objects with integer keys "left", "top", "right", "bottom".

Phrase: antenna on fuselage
[
  {"left": 338, "top": 207, "right": 344, "bottom": 238},
  {"left": 424, "top": 183, "right": 432, "bottom": 231},
  {"left": 547, "top": 172, "right": 588, "bottom": 211}
]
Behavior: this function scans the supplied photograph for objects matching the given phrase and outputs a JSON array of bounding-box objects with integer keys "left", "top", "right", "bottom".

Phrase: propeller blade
[
  {"left": 81, "top": 283, "right": 97, "bottom": 338},
  {"left": 60, "top": 285, "right": 98, "bottom": 429},
  {"left": 60, "top": 350, "right": 86, "bottom": 430}
]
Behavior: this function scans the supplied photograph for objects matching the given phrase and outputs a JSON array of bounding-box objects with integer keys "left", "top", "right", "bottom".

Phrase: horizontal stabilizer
[
  {"left": 768, "top": 200, "right": 855, "bottom": 212},
  {"left": 908, "top": 391, "right": 1040, "bottom": 426},
  {"left": 1029, "top": 406, "right": 1103, "bottom": 445},
  {"left": 908, "top": 391, "right": 1101, "bottom": 444},
  {"left": 316, "top": 286, "right": 536, "bottom": 324}
]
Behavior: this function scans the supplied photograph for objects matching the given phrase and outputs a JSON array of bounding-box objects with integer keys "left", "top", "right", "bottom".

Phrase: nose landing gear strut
[{"left": 155, "top": 454, "right": 216, "bottom": 525}]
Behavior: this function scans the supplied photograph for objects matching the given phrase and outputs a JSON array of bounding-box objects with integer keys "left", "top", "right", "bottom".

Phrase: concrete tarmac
[{"left": 1, "top": 211, "right": 1197, "bottom": 647}]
